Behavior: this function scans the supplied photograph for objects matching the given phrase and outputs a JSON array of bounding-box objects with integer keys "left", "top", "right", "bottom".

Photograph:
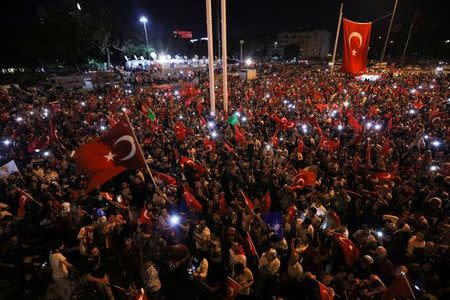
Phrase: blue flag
[{"left": 261, "top": 212, "right": 283, "bottom": 237}]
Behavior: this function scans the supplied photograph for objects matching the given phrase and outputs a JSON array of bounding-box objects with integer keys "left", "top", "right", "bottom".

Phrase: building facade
[{"left": 277, "top": 30, "right": 331, "bottom": 58}]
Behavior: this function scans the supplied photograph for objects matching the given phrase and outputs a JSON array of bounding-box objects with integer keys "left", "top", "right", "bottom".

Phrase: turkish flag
[
  {"left": 183, "top": 186, "right": 203, "bottom": 212},
  {"left": 74, "top": 115, "right": 146, "bottom": 193},
  {"left": 17, "top": 188, "right": 32, "bottom": 218},
  {"left": 152, "top": 171, "right": 177, "bottom": 186},
  {"left": 234, "top": 125, "right": 246, "bottom": 145},
  {"left": 342, "top": 18, "right": 372, "bottom": 74},
  {"left": 174, "top": 120, "right": 190, "bottom": 141},
  {"left": 261, "top": 191, "right": 271, "bottom": 213},
  {"left": 180, "top": 156, "right": 207, "bottom": 174},
  {"left": 317, "top": 280, "right": 335, "bottom": 300},
  {"left": 139, "top": 207, "right": 152, "bottom": 225},
  {"left": 319, "top": 136, "right": 340, "bottom": 152},
  {"left": 203, "top": 139, "right": 216, "bottom": 152},
  {"left": 219, "top": 192, "right": 227, "bottom": 216},
  {"left": 334, "top": 233, "right": 359, "bottom": 266},
  {"left": 246, "top": 231, "right": 258, "bottom": 257},
  {"left": 240, "top": 191, "right": 255, "bottom": 213}
]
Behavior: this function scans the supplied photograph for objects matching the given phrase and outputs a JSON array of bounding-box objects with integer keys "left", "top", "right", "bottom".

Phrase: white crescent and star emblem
[
  {"left": 104, "top": 135, "right": 137, "bottom": 162},
  {"left": 348, "top": 31, "right": 363, "bottom": 56}
]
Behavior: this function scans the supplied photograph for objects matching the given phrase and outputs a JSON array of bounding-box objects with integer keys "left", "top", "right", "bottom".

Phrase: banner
[{"left": 342, "top": 18, "right": 372, "bottom": 74}]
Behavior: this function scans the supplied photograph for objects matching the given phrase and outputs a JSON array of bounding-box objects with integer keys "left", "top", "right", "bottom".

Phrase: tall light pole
[
  {"left": 380, "top": 0, "right": 398, "bottom": 62},
  {"left": 205, "top": 0, "right": 216, "bottom": 113},
  {"left": 139, "top": 16, "right": 150, "bottom": 60},
  {"left": 221, "top": 0, "right": 228, "bottom": 115},
  {"left": 331, "top": 1, "right": 343, "bottom": 74},
  {"left": 240, "top": 40, "right": 244, "bottom": 62}
]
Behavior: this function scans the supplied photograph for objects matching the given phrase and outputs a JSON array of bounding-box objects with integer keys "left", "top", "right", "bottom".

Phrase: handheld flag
[
  {"left": 183, "top": 186, "right": 203, "bottom": 212},
  {"left": 180, "top": 156, "right": 207, "bottom": 174},
  {"left": 261, "top": 191, "right": 271, "bottom": 213},
  {"left": 74, "top": 115, "right": 146, "bottom": 193},
  {"left": 17, "top": 188, "right": 33, "bottom": 218},
  {"left": 334, "top": 233, "right": 359, "bottom": 266},
  {"left": 240, "top": 191, "right": 255, "bottom": 213}
]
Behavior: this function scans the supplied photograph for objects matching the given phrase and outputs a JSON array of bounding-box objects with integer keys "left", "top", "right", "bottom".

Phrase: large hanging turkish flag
[
  {"left": 74, "top": 115, "right": 146, "bottom": 192},
  {"left": 342, "top": 18, "right": 372, "bottom": 74}
]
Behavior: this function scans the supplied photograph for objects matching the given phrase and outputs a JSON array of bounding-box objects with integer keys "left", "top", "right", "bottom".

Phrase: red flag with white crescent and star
[
  {"left": 334, "top": 233, "right": 359, "bottom": 266},
  {"left": 74, "top": 115, "right": 146, "bottom": 193},
  {"left": 342, "top": 18, "right": 372, "bottom": 74}
]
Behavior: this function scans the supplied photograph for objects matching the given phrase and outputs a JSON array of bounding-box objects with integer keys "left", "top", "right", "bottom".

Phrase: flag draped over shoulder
[
  {"left": 342, "top": 18, "right": 372, "bottom": 74},
  {"left": 74, "top": 115, "right": 146, "bottom": 193}
]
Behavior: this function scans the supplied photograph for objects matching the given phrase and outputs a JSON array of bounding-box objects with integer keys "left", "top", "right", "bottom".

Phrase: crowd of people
[{"left": 0, "top": 63, "right": 449, "bottom": 300}]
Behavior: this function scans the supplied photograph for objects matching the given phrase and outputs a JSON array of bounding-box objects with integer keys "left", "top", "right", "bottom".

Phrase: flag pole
[
  {"left": 331, "top": 1, "right": 344, "bottom": 74},
  {"left": 401, "top": 8, "right": 417, "bottom": 64},
  {"left": 206, "top": 0, "right": 216, "bottom": 114},
  {"left": 123, "top": 113, "right": 157, "bottom": 187},
  {"left": 380, "top": 0, "right": 398, "bottom": 62},
  {"left": 19, "top": 188, "right": 43, "bottom": 207},
  {"left": 221, "top": 0, "right": 229, "bottom": 115}
]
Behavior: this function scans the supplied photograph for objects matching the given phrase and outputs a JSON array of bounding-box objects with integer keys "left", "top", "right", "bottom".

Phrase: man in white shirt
[
  {"left": 194, "top": 220, "right": 211, "bottom": 253},
  {"left": 259, "top": 248, "right": 280, "bottom": 275},
  {"left": 49, "top": 244, "right": 73, "bottom": 300}
]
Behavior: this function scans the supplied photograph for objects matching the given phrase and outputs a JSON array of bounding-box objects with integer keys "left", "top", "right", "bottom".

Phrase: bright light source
[
  {"left": 337, "top": 124, "right": 344, "bottom": 131},
  {"left": 411, "top": 89, "right": 417, "bottom": 94},
  {"left": 418, "top": 85, "right": 423, "bottom": 89},
  {"left": 43, "top": 151, "right": 50, "bottom": 157},
  {"left": 241, "top": 116, "right": 247, "bottom": 122},
  {"left": 166, "top": 54, "right": 172, "bottom": 60},
  {"left": 366, "top": 122, "right": 373, "bottom": 129},
  {"left": 29, "top": 111, "right": 34, "bottom": 115},
  {"left": 343, "top": 101, "right": 349, "bottom": 107},
  {"left": 279, "top": 137, "right": 283, "bottom": 141},
  {"left": 235, "top": 111, "right": 241, "bottom": 117},
  {"left": 424, "top": 134, "right": 429, "bottom": 140},
  {"left": 76, "top": 2, "right": 81, "bottom": 11},
  {"left": 430, "top": 85, "right": 434, "bottom": 89},
  {"left": 121, "top": 107, "right": 127, "bottom": 112},
  {"left": 331, "top": 110, "right": 338, "bottom": 117},
  {"left": 100, "top": 125, "right": 107, "bottom": 131},
  {"left": 210, "top": 111, "right": 215, "bottom": 116},
  {"left": 266, "top": 94, "right": 270, "bottom": 99},
  {"left": 81, "top": 101, "right": 86, "bottom": 107},
  {"left": 139, "top": 16, "right": 148, "bottom": 23},
  {"left": 211, "top": 131, "right": 218, "bottom": 138},
  {"left": 3, "top": 139, "right": 11, "bottom": 146},
  {"left": 376, "top": 231, "right": 383, "bottom": 238},
  {"left": 174, "top": 90, "right": 179, "bottom": 96},
  {"left": 150, "top": 52, "right": 157, "bottom": 60},
  {"left": 301, "top": 124, "right": 308, "bottom": 133},
  {"left": 266, "top": 144, "right": 272, "bottom": 150},
  {"left": 393, "top": 85, "right": 397, "bottom": 89},
  {"left": 429, "top": 165, "right": 439, "bottom": 172},
  {"left": 178, "top": 115, "right": 183, "bottom": 120},
  {"left": 16, "top": 117, "right": 23, "bottom": 122},
  {"left": 374, "top": 124, "right": 382, "bottom": 131},
  {"left": 431, "top": 140, "right": 441, "bottom": 147},
  {"left": 207, "top": 121, "right": 215, "bottom": 129},
  {"left": 361, "top": 91, "right": 365, "bottom": 96},
  {"left": 169, "top": 215, "right": 180, "bottom": 226},
  {"left": 245, "top": 58, "right": 253, "bottom": 66},
  {"left": 35, "top": 149, "right": 40, "bottom": 153},
  {"left": 408, "top": 109, "right": 416, "bottom": 115}
]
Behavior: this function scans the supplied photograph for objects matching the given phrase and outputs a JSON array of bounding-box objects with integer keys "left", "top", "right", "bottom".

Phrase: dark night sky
[{"left": 0, "top": 0, "right": 449, "bottom": 65}]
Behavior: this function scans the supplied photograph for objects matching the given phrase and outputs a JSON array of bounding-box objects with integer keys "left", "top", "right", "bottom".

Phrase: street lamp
[{"left": 139, "top": 16, "right": 150, "bottom": 60}]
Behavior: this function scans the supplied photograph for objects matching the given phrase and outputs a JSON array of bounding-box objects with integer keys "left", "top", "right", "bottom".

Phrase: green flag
[
  {"left": 142, "top": 104, "right": 156, "bottom": 122},
  {"left": 227, "top": 114, "right": 239, "bottom": 126}
]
